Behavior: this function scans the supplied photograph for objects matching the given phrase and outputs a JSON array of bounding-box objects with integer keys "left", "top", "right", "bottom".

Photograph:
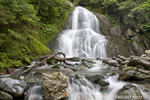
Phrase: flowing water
[
  {"left": 56, "top": 6, "right": 107, "bottom": 58},
  {"left": 26, "top": 6, "right": 149, "bottom": 100},
  {"left": 25, "top": 84, "right": 43, "bottom": 100}
]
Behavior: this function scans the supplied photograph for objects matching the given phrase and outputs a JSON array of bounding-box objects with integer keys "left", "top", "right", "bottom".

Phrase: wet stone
[{"left": 0, "top": 76, "right": 28, "bottom": 98}]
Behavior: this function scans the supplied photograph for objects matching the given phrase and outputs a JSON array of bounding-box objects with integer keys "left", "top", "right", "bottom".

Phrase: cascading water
[
  {"left": 24, "top": 6, "right": 149, "bottom": 100},
  {"left": 25, "top": 84, "right": 43, "bottom": 100},
  {"left": 56, "top": 6, "right": 149, "bottom": 100},
  {"left": 57, "top": 6, "right": 107, "bottom": 58}
]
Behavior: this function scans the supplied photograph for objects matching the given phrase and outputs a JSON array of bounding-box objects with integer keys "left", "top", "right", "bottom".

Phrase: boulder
[
  {"left": 42, "top": 72, "right": 69, "bottom": 100},
  {"left": 0, "top": 91, "right": 13, "bottom": 100},
  {"left": 128, "top": 57, "right": 150, "bottom": 70},
  {"left": 118, "top": 55, "right": 129, "bottom": 61},
  {"left": 97, "top": 80, "right": 109, "bottom": 86},
  {"left": 0, "top": 76, "right": 28, "bottom": 98},
  {"left": 103, "top": 58, "right": 119, "bottom": 67},
  {"left": 145, "top": 50, "right": 150, "bottom": 57},
  {"left": 115, "top": 84, "right": 144, "bottom": 100},
  {"left": 81, "top": 61, "right": 93, "bottom": 68},
  {"left": 118, "top": 66, "right": 150, "bottom": 81},
  {"left": 86, "top": 75, "right": 104, "bottom": 83}
]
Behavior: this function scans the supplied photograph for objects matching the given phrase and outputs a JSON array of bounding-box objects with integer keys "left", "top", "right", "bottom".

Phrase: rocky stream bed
[{"left": 0, "top": 50, "right": 150, "bottom": 100}]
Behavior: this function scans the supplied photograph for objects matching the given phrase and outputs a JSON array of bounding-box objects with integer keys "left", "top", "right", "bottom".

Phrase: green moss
[
  {"left": 23, "top": 57, "right": 31, "bottom": 65},
  {"left": 0, "top": 62, "right": 5, "bottom": 69},
  {"left": 13, "top": 60, "right": 23, "bottom": 68},
  {"left": 6, "top": 60, "right": 23, "bottom": 68},
  {"left": 28, "top": 35, "right": 52, "bottom": 56},
  {"left": 47, "top": 59, "right": 57, "bottom": 65},
  {"left": 0, "top": 0, "right": 72, "bottom": 69}
]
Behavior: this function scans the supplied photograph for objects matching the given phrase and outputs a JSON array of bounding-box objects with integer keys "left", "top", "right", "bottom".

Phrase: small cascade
[
  {"left": 69, "top": 77, "right": 102, "bottom": 100},
  {"left": 57, "top": 6, "right": 107, "bottom": 58},
  {"left": 25, "top": 84, "right": 43, "bottom": 100},
  {"left": 68, "top": 75, "right": 126, "bottom": 100}
]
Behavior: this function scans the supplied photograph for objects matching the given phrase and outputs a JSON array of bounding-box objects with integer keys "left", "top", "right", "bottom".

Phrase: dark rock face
[
  {"left": 110, "top": 26, "right": 121, "bottom": 37},
  {"left": 95, "top": 12, "right": 148, "bottom": 57},
  {"left": 0, "top": 90, "right": 13, "bottom": 100},
  {"left": 0, "top": 76, "right": 28, "bottom": 98},
  {"left": 115, "top": 84, "right": 144, "bottom": 100}
]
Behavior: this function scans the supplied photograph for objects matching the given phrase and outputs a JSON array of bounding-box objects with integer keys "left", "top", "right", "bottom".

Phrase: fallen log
[{"left": 17, "top": 52, "right": 66, "bottom": 77}]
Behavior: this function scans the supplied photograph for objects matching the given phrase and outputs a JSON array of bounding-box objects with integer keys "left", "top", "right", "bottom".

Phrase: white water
[
  {"left": 26, "top": 6, "right": 149, "bottom": 100},
  {"left": 57, "top": 6, "right": 107, "bottom": 58},
  {"left": 25, "top": 84, "right": 43, "bottom": 100}
]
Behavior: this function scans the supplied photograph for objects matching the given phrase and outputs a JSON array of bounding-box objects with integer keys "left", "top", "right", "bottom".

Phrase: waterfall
[{"left": 57, "top": 6, "right": 107, "bottom": 58}]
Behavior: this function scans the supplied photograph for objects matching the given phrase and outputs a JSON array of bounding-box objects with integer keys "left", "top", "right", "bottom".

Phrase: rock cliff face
[{"left": 95, "top": 13, "right": 149, "bottom": 57}]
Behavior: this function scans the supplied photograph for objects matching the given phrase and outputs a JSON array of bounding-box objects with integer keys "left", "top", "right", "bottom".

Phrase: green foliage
[
  {"left": 27, "top": 35, "right": 51, "bottom": 56},
  {"left": 0, "top": 62, "right": 5, "bottom": 69},
  {"left": 0, "top": 0, "right": 72, "bottom": 69},
  {"left": 23, "top": 57, "right": 31, "bottom": 65}
]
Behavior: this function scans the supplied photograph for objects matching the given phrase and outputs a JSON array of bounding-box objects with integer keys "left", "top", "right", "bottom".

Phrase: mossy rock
[
  {"left": 23, "top": 57, "right": 31, "bottom": 65},
  {"left": 6, "top": 60, "right": 23, "bottom": 68},
  {"left": 0, "top": 62, "right": 5, "bottom": 69},
  {"left": 27, "top": 35, "right": 52, "bottom": 56},
  {"left": 47, "top": 59, "right": 57, "bottom": 65}
]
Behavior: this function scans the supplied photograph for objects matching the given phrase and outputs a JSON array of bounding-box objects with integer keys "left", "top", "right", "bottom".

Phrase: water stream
[{"left": 26, "top": 6, "right": 149, "bottom": 100}]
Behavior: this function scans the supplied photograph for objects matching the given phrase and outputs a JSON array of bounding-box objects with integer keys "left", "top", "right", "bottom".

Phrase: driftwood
[{"left": 17, "top": 52, "right": 66, "bottom": 77}]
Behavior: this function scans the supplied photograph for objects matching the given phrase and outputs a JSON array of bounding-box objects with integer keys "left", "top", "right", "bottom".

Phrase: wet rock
[
  {"left": 118, "top": 55, "right": 129, "bottom": 61},
  {"left": 86, "top": 75, "right": 104, "bottom": 83},
  {"left": 128, "top": 57, "right": 150, "bottom": 70},
  {"left": 0, "top": 90, "right": 13, "bottom": 100},
  {"left": 42, "top": 72, "right": 69, "bottom": 100},
  {"left": 145, "top": 50, "right": 150, "bottom": 57},
  {"left": 0, "top": 76, "right": 28, "bottom": 98},
  {"left": 118, "top": 66, "right": 150, "bottom": 81},
  {"left": 119, "top": 69, "right": 137, "bottom": 81},
  {"left": 115, "top": 84, "right": 144, "bottom": 100},
  {"left": 70, "top": 64, "right": 88, "bottom": 71},
  {"left": 103, "top": 58, "right": 119, "bottom": 67},
  {"left": 81, "top": 61, "right": 93, "bottom": 68},
  {"left": 97, "top": 80, "right": 109, "bottom": 86}
]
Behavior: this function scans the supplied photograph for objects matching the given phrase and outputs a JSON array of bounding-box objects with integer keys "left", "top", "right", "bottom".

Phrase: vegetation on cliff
[
  {"left": 0, "top": 0, "right": 72, "bottom": 69},
  {"left": 74, "top": 0, "right": 150, "bottom": 36}
]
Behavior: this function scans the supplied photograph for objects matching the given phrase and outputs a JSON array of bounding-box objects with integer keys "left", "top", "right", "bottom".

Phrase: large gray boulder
[
  {"left": 42, "top": 72, "right": 69, "bottom": 100},
  {"left": 115, "top": 84, "right": 144, "bottom": 100},
  {"left": 0, "top": 91, "right": 13, "bottom": 100},
  {"left": 0, "top": 76, "right": 28, "bottom": 98},
  {"left": 128, "top": 57, "right": 150, "bottom": 70},
  {"left": 118, "top": 66, "right": 150, "bottom": 81}
]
